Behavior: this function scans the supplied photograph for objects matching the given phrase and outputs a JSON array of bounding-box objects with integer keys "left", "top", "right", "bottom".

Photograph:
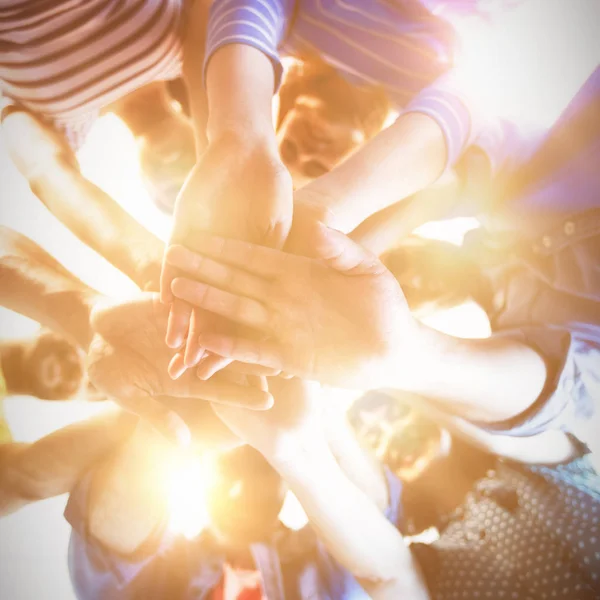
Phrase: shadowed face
[
  {"left": 25, "top": 331, "right": 85, "bottom": 400},
  {"left": 277, "top": 94, "right": 367, "bottom": 187},
  {"left": 276, "top": 60, "right": 390, "bottom": 187},
  {"left": 206, "top": 445, "right": 287, "bottom": 549}
]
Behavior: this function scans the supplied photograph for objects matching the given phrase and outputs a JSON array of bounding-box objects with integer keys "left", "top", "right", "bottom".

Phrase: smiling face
[{"left": 277, "top": 59, "right": 391, "bottom": 187}]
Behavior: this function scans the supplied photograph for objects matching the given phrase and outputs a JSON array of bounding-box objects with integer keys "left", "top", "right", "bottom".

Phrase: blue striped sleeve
[
  {"left": 403, "top": 70, "right": 482, "bottom": 171},
  {"left": 204, "top": 0, "right": 296, "bottom": 91}
]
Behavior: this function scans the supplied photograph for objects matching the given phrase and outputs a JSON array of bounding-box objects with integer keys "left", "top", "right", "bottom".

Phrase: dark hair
[
  {"left": 381, "top": 236, "right": 493, "bottom": 314},
  {"left": 277, "top": 56, "right": 391, "bottom": 138},
  {"left": 206, "top": 445, "right": 286, "bottom": 545}
]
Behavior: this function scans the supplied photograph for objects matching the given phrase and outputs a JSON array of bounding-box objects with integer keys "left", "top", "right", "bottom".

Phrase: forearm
[
  {"left": 205, "top": 44, "right": 277, "bottom": 143},
  {"left": 271, "top": 445, "right": 428, "bottom": 599},
  {"left": 0, "top": 412, "right": 134, "bottom": 517},
  {"left": 304, "top": 112, "right": 447, "bottom": 233},
  {"left": 390, "top": 325, "right": 548, "bottom": 424},
  {"left": 324, "top": 408, "right": 389, "bottom": 512},
  {"left": 32, "top": 163, "right": 164, "bottom": 290},
  {"left": 2, "top": 111, "right": 163, "bottom": 290},
  {"left": 0, "top": 227, "right": 100, "bottom": 349},
  {"left": 350, "top": 171, "right": 462, "bottom": 255},
  {"left": 182, "top": 0, "right": 211, "bottom": 151}
]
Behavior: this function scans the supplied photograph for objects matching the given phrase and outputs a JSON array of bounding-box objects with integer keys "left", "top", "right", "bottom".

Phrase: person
[
  {"left": 0, "top": 0, "right": 214, "bottom": 290},
  {"left": 161, "top": 0, "right": 523, "bottom": 354},
  {"left": 164, "top": 65, "right": 600, "bottom": 458},
  {"left": 0, "top": 330, "right": 86, "bottom": 405},
  {"left": 65, "top": 377, "right": 408, "bottom": 599},
  {"left": 275, "top": 57, "right": 392, "bottom": 187}
]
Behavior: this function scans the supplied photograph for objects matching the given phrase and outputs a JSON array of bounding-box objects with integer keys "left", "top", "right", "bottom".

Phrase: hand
[
  {"left": 165, "top": 231, "right": 419, "bottom": 389},
  {"left": 87, "top": 293, "right": 273, "bottom": 445},
  {"left": 161, "top": 133, "right": 293, "bottom": 352},
  {"left": 212, "top": 377, "right": 325, "bottom": 463},
  {"left": 283, "top": 194, "right": 339, "bottom": 258}
]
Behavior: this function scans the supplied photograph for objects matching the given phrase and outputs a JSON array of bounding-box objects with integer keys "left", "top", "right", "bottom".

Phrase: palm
[
  {"left": 87, "top": 293, "right": 271, "bottom": 445},
  {"left": 266, "top": 256, "right": 408, "bottom": 387}
]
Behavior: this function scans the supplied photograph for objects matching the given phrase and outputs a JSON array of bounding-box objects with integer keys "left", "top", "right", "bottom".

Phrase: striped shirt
[
  {"left": 0, "top": 0, "right": 185, "bottom": 149},
  {"left": 204, "top": 0, "right": 505, "bottom": 170}
]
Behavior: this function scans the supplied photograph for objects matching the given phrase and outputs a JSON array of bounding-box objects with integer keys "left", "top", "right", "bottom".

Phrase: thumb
[{"left": 316, "top": 227, "right": 385, "bottom": 276}]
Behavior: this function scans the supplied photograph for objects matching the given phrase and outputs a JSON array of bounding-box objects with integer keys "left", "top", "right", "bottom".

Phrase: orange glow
[{"left": 166, "top": 452, "right": 215, "bottom": 539}]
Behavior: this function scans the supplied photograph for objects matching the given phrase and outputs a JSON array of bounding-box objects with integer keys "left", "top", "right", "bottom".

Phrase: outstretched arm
[
  {"left": 0, "top": 225, "right": 101, "bottom": 350},
  {"left": 213, "top": 378, "right": 429, "bottom": 599},
  {"left": 1, "top": 110, "right": 164, "bottom": 291},
  {"left": 0, "top": 411, "right": 135, "bottom": 517}
]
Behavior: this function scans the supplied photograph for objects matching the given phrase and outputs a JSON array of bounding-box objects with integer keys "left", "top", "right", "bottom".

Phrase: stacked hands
[
  {"left": 86, "top": 143, "right": 421, "bottom": 454},
  {"left": 86, "top": 227, "right": 421, "bottom": 454}
]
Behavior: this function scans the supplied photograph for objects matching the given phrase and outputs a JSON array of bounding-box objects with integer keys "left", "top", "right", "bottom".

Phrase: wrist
[
  {"left": 268, "top": 437, "right": 336, "bottom": 480},
  {"left": 379, "top": 320, "right": 444, "bottom": 392},
  {"left": 206, "top": 45, "right": 276, "bottom": 144}
]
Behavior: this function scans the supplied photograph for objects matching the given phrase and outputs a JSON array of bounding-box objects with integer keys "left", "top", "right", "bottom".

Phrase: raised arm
[
  {"left": 0, "top": 225, "right": 100, "bottom": 349},
  {"left": 0, "top": 411, "right": 134, "bottom": 517},
  {"left": 1, "top": 110, "right": 164, "bottom": 291},
  {"left": 212, "top": 377, "right": 429, "bottom": 599},
  {"left": 161, "top": 0, "right": 296, "bottom": 352},
  {"left": 294, "top": 69, "right": 487, "bottom": 234}
]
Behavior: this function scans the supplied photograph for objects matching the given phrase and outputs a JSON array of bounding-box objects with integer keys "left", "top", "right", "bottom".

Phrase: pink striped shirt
[{"left": 0, "top": 0, "right": 186, "bottom": 148}]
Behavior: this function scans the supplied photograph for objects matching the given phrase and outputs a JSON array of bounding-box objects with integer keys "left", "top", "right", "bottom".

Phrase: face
[
  {"left": 349, "top": 392, "right": 442, "bottom": 481},
  {"left": 26, "top": 331, "right": 85, "bottom": 400},
  {"left": 206, "top": 446, "right": 286, "bottom": 547},
  {"left": 277, "top": 94, "right": 366, "bottom": 188},
  {"left": 114, "top": 82, "right": 196, "bottom": 213}
]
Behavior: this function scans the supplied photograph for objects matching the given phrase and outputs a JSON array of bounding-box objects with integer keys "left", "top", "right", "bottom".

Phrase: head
[
  {"left": 206, "top": 445, "right": 287, "bottom": 549},
  {"left": 381, "top": 236, "right": 492, "bottom": 317},
  {"left": 277, "top": 58, "right": 391, "bottom": 187},
  {"left": 2, "top": 331, "right": 85, "bottom": 400},
  {"left": 349, "top": 391, "right": 443, "bottom": 481},
  {"left": 111, "top": 81, "right": 196, "bottom": 213}
]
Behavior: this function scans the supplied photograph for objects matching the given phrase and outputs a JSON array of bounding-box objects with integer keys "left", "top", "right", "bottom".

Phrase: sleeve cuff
[
  {"left": 475, "top": 328, "right": 575, "bottom": 437},
  {"left": 383, "top": 466, "right": 404, "bottom": 526},
  {"left": 203, "top": 1, "right": 288, "bottom": 91},
  {"left": 403, "top": 80, "right": 474, "bottom": 172}
]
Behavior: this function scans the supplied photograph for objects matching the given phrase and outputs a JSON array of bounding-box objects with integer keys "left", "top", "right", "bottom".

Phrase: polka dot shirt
[{"left": 411, "top": 455, "right": 600, "bottom": 599}]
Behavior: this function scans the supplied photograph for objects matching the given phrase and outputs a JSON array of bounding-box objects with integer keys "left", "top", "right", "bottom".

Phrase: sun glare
[
  {"left": 74, "top": 87, "right": 493, "bottom": 538},
  {"left": 166, "top": 453, "right": 215, "bottom": 539},
  {"left": 453, "top": 0, "right": 599, "bottom": 131}
]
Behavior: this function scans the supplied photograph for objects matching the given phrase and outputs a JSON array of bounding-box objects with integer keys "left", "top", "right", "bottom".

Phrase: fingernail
[
  {"left": 196, "top": 355, "right": 210, "bottom": 380},
  {"left": 185, "top": 348, "right": 205, "bottom": 368}
]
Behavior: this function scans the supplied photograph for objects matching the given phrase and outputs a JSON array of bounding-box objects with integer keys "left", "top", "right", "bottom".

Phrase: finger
[
  {"left": 117, "top": 395, "right": 191, "bottom": 447},
  {"left": 196, "top": 332, "right": 285, "bottom": 373},
  {"left": 165, "top": 370, "right": 274, "bottom": 410},
  {"left": 249, "top": 374, "right": 269, "bottom": 393},
  {"left": 168, "top": 352, "right": 188, "bottom": 380},
  {"left": 166, "top": 245, "right": 268, "bottom": 300},
  {"left": 160, "top": 261, "right": 176, "bottom": 304},
  {"left": 167, "top": 237, "right": 294, "bottom": 279},
  {"left": 226, "top": 362, "right": 281, "bottom": 377},
  {"left": 196, "top": 354, "right": 233, "bottom": 380},
  {"left": 317, "top": 228, "right": 384, "bottom": 275},
  {"left": 171, "top": 278, "right": 271, "bottom": 330},
  {"left": 184, "top": 310, "right": 206, "bottom": 367},
  {"left": 166, "top": 299, "right": 192, "bottom": 349}
]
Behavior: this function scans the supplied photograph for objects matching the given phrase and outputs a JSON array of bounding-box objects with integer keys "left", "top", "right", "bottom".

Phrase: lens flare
[{"left": 166, "top": 453, "right": 215, "bottom": 539}]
